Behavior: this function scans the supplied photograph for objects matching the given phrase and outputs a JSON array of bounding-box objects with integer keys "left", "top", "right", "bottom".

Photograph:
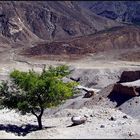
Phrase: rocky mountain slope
[
  {"left": 1, "top": 1, "right": 140, "bottom": 62},
  {"left": 0, "top": 1, "right": 140, "bottom": 60},
  {"left": 0, "top": 1, "right": 125, "bottom": 63},
  {"left": 0, "top": 1, "right": 120, "bottom": 44},
  {"left": 79, "top": 1, "right": 140, "bottom": 25},
  {"left": 21, "top": 25, "right": 140, "bottom": 61}
]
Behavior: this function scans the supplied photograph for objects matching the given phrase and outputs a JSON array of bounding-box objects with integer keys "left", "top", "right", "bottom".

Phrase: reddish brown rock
[
  {"left": 107, "top": 80, "right": 140, "bottom": 107},
  {"left": 113, "top": 83, "right": 140, "bottom": 96},
  {"left": 118, "top": 71, "right": 140, "bottom": 83},
  {"left": 22, "top": 26, "right": 140, "bottom": 61}
]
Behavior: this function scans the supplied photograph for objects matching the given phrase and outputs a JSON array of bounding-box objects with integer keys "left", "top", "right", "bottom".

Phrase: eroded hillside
[{"left": 21, "top": 25, "right": 140, "bottom": 61}]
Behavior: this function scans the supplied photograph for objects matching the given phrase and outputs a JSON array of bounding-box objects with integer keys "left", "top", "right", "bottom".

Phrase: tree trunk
[
  {"left": 31, "top": 94, "right": 44, "bottom": 130},
  {"left": 37, "top": 115, "right": 43, "bottom": 130},
  {"left": 31, "top": 107, "right": 44, "bottom": 130}
]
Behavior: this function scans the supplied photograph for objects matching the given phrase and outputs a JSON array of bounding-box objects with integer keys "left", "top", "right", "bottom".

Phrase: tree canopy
[{"left": 0, "top": 65, "right": 78, "bottom": 129}]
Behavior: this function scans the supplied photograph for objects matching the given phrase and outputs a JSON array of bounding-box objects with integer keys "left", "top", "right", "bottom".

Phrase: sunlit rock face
[{"left": 0, "top": 1, "right": 120, "bottom": 43}]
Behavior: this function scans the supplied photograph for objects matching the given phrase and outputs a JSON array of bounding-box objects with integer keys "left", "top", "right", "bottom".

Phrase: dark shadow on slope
[
  {"left": 67, "top": 123, "right": 81, "bottom": 127},
  {"left": 0, "top": 124, "right": 56, "bottom": 136},
  {"left": 67, "top": 121, "right": 86, "bottom": 127},
  {"left": 107, "top": 91, "right": 134, "bottom": 107}
]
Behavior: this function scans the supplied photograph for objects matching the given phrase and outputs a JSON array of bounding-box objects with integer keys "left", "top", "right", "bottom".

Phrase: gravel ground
[
  {"left": 0, "top": 57, "right": 139, "bottom": 139},
  {"left": 0, "top": 105, "right": 140, "bottom": 139}
]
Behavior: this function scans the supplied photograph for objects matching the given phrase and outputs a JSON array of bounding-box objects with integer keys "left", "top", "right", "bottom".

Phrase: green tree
[{"left": 0, "top": 65, "right": 77, "bottom": 130}]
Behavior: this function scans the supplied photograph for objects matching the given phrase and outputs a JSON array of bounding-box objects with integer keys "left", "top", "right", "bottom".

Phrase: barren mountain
[
  {"left": 79, "top": 1, "right": 140, "bottom": 24},
  {"left": 21, "top": 25, "right": 140, "bottom": 61},
  {"left": 0, "top": 1, "right": 120, "bottom": 44},
  {"left": 0, "top": 0, "right": 124, "bottom": 64},
  {"left": 0, "top": 1, "right": 140, "bottom": 63}
]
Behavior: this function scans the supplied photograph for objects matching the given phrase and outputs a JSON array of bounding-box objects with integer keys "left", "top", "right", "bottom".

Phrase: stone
[
  {"left": 100, "top": 125, "right": 105, "bottom": 128},
  {"left": 135, "top": 101, "right": 138, "bottom": 103},
  {"left": 99, "top": 97, "right": 103, "bottom": 100},
  {"left": 71, "top": 115, "right": 87, "bottom": 125},
  {"left": 83, "top": 91, "right": 95, "bottom": 98},
  {"left": 128, "top": 131, "right": 135, "bottom": 137},
  {"left": 84, "top": 114, "right": 88, "bottom": 118},
  {"left": 90, "top": 114, "right": 93, "bottom": 117},
  {"left": 111, "top": 124, "right": 115, "bottom": 127},
  {"left": 109, "top": 116, "right": 116, "bottom": 121},
  {"left": 123, "top": 115, "right": 128, "bottom": 119},
  {"left": 76, "top": 85, "right": 96, "bottom": 98},
  {"left": 67, "top": 113, "right": 71, "bottom": 116}
]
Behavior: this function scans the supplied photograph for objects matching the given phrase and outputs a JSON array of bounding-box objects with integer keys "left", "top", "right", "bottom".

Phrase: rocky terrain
[
  {"left": 0, "top": 1, "right": 139, "bottom": 139},
  {"left": 79, "top": 1, "right": 140, "bottom": 24},
  {"left": 0, "top": 54, "right": 139, "bottom": 138},
  {"left": 0, "top": 1, "right": 140, "bottom": 63},
  {"left": 0, "top": 68, "right": 140, "bottom": 139},
  {"left": 0, "top": 1, "right": 123, "bottom": 64},
  {"left": 0, "top": 1, "right": 120, "bottom": 43},
  {"left": 20, "top": 25, "right": 140, "bottom": 61}
]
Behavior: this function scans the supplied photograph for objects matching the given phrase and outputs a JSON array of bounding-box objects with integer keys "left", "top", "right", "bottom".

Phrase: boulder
[
  {"left": 76, "top": 85, "right": 100, "bottom": 98},
  {"left": 71, "top": 116, "right": 87, "bottom": 125},
  {"left": 107, "top": 79, "right": 140, "bottom": 107},
  {"left": 113, "top": 80, "right": 140, "bottom": 96},
  {"left": 118, "top": 71, "right": 140, "bottom": 83}
]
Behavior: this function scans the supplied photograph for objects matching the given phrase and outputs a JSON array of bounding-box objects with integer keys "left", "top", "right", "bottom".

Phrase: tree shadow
[{"left": 0, "top": 124, "right": 56, "bottom": 136}]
